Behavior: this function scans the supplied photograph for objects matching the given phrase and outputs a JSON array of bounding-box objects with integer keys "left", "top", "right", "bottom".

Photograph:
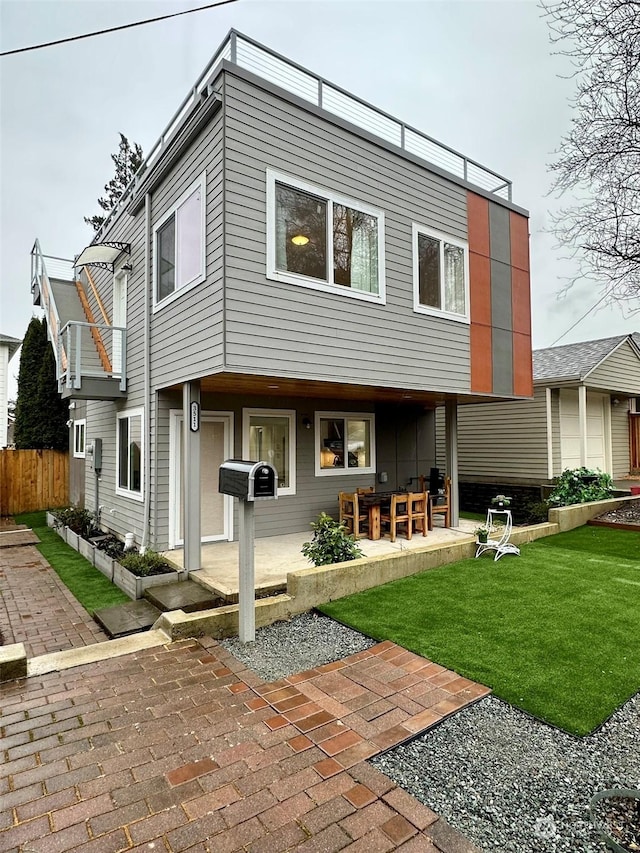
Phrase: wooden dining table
[{"left": 357, "top": 490, "right": 404, "bottom": 540}]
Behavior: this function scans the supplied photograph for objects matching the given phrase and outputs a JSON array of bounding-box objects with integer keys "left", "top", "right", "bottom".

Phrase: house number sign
[{"left": 190, "top": 401, "right": 200, "bottom": 432}]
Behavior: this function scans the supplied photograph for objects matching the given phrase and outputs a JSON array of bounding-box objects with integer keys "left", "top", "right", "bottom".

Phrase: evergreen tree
[
  {"left": 14, "top": 318, "right": 69, "bottom": 450},
  {"left": 85, "top": 133, "right": 143, "bottom": 234}
]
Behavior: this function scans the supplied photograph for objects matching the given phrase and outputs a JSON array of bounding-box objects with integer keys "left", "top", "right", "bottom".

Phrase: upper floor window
[
  {"left": 314, "top": 412, "right": 375, "bottom": 476},
  {"left": 242, "top": 408, "right": 296, "bottom": 496},
  {"left": 153, "top": 173, "right": 206, "bottom": 310},
  {"left": 266, "top": 170, "right": 385, "bottom": 304},
  {"left": 412, "top": 224, "right": 469, "bottom": 322},
  {"left": 116, "top": 408, "right": 143, "bottom": 500},
  {"left": 73, "top": 419, "right": 86, "bottom": 459}
]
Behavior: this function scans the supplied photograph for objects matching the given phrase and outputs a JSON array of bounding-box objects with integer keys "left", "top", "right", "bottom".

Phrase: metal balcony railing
[
  {"left": 59, "top": 321, "right": 127, "bottom": 393},
  {"left": 95, "top": 30, "right": 513, "bottom": 241}
]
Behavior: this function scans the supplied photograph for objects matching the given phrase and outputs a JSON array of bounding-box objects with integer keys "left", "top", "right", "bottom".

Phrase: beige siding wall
[
  {"left": 611, "top": 399, "right": 631, "bottom": 477},
  {"left": 435, "top": 387, "right": 549, "bottom": 481},
  {"left": 587, "top": 340, "right": 640, "bottom": 394}
]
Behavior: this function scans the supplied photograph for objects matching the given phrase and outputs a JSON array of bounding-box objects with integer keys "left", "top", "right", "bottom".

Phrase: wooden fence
[{"left": 0, "top": 449, "right": 69, "bottom": 516}]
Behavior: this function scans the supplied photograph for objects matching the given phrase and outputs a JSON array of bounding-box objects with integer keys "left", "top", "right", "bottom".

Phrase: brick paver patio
[
  {"left": 0, "top": 539, "right": 107, "bottom": 657},
  {"left": 1, "top": 636, "right": 486, "bottom": 852}
]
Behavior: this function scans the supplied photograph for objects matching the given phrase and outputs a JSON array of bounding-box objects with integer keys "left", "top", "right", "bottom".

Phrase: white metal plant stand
[{"left": 475, "top": 509, "right": 520, "bottom": 561}]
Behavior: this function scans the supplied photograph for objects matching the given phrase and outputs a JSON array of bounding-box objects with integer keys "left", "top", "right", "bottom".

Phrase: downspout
[{"left": 141, "top": 193, "right": 152, "bottom": 551}]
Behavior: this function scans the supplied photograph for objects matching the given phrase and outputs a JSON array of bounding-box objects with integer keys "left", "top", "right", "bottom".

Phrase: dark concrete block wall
[{"left": 459, "top": 481, "right": 545, "bottom": 521}]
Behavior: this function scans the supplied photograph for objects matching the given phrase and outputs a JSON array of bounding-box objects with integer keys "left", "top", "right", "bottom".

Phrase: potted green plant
[
  {"left": 475, "top": 525, "right": 490, "bottom": 544},
  {"left": 491, "top": 494, "right": 512, "bottom": 509}
]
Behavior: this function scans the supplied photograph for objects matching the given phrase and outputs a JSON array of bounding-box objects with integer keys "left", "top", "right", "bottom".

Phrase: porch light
[{"left": 291, "top": 234, "right": 309, "bottom": 246}]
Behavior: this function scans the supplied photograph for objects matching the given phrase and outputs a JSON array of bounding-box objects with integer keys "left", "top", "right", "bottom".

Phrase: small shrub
[
  {"left": 118, "top": 549, "right": 172, "bottom": 578},
  {"left": 517, "top": 500, "right": 550, "bottom": 525},
  {"left": 53, "top": 506, "right": 98, "bottom": 539},
  {"left": 547, "top": 467, "right": 613, "bottom": 507},
  {"left": 302, "top": 512, "right": 364, "bottom": 567}
]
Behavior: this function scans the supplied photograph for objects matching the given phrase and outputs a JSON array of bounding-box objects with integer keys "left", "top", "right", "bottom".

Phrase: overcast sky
[{"left": 2, "top": 0, "right": 638, "bottom": 394}]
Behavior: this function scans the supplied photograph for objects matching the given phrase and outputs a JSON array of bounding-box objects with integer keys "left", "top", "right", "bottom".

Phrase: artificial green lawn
[
  {"left": 15, "top": 511, "right": 129, "bottom": 615},
  {"left": 319, "top": 525, "right": 640, "bottom": 736}
]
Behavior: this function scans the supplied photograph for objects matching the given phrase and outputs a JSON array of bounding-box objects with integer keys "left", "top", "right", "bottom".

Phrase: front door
[{"left": 169, "top": 411, "right": 233, "bottom": 548}]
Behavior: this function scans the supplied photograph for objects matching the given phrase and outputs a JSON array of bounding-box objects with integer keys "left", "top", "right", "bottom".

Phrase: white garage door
[{"left": 559, "top": 389, "right": 608, "bottom": 472}]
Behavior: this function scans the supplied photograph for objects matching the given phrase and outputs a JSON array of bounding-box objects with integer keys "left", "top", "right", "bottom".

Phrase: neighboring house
[
  {"left": 436, "top": 333, "right": 640, "bottom": 494},
  {"left": 29, "top": 31, "right": 533, "bottom": 564},
  {"left": 0, "top": 334, "right": 21, "bottom": 448}
]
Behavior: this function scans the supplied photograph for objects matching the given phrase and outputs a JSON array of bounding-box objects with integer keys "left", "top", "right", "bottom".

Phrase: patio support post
[
  {"left": 183, "top": 380, "right": 201, "bottom": 572},
  {"left": 445, "top": 400, "right": 459, "bottom": 527},
  {"left": 238, "top": 500, "right": 256, "bottom": 643},
  {"left": 578, "top": 385, "right": 588, "bottom": 468}
]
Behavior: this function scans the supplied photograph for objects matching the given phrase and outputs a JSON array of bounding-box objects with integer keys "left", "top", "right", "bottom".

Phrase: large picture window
[
  {"left": 153, "top": 173, "right": 206, "bottom": 308},
  {"left": 315, "top": 412, "right": 375, "bottom": 476},
  {"left": 242, "top": 409, "right": 296, "bottom": 496},
  {"left": 116, "top": 409, "right": 143, "bottom": 499},
  {"left": 412, "top": 224, "right": 469, "bottom": 322},
  {"left": 267, "top": 170, "right": 385, "bottom": 304}
]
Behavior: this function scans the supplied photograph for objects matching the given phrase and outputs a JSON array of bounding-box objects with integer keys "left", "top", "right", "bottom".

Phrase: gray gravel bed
[{"left": 222, "top": 613, "right": 639, "bottom": 853}]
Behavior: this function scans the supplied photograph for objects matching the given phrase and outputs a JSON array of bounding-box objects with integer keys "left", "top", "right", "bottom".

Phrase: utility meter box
[
  {"left": 219, "top": 460, "right": 278, "bottom": 502},
  {"left": 86, "top": 438, "right": 103, "bottom": 472}
]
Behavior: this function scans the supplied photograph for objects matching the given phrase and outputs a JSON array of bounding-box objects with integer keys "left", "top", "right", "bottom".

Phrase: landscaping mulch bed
[
  {"left": 594, "top": 793, "right": 640, "bottom": 852},
  {"left": 589, "top": 501, "right": 640, "bottom": 531}
]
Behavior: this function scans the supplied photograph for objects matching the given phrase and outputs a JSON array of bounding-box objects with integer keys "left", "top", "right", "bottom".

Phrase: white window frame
[
  {"left": 73, "top": 419, "right": 86, "bottom": 459},
  {"left": 314, "top": 411, "right": 376, "bottom": 477},
  {"left": 412, "top": 223, "right": 470, "bottom": 323},
  {"left": 266, "top": 169, "right": 386, "bottom": 305},
  {"left": 116, "top": 407, "right": 144, "bottom": 501},
  {"left": 242, "top": 408, "right": 296, "bottom": 496},
  {"left": 152, "top": 171, "right": 206, "bottom": 312}
]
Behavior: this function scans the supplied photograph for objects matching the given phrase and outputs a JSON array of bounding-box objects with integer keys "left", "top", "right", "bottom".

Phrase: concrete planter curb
[
  {"left": 78, "top": 537, "right": 95, "bottom": 566},
  {"left": 94, "top": 549, "right": 115, "bottom": 581},
  {"left": 65, "top": 529, "right": 79, "bottom": 551},
  {"left": 113, "top": 563, "right": 187, "bottom": 601}
]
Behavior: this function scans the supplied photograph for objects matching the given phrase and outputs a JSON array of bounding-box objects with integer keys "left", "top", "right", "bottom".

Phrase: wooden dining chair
[
  {"left": 409, "top": 491, "right": 429, "bottom": 537},
  {"left": 339, "top": 492, "right": 367, "bottom": 539},
  {"left": 356, "top": 486, "right": 375, "bottom": 495},
  {"left": 380, "top": 493, "right": 410, "bottom": 542},
  {"left": 429, "top": 477, "right": 451, "bottom": 528}
]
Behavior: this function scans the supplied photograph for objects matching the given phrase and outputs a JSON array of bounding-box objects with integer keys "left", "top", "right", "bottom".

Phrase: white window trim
[
  {"left": 116, "top": 407, "right": 144, "bottom": 502},
  {"left": 412, "top": 223, "right": 470, "bottom": 323},
  {"left": 152, "top": 171, "right": 206, "bottom": 313},
  {"left": 73, "top": 419, "right": 86, "bottom": 459},
  {"left": 242, "top": 408, "right": 296, "bottom": 496},
  {"left": 314, "top": 411, "right": 376, "bottom": 477},
  {"left": 266, "top": 169, "right": 386, "bottom": 305}
]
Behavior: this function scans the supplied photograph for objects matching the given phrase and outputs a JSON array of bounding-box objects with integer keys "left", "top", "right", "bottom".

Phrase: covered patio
[{"left": 163, "top": 515, "right": 479, "bottom": 598}]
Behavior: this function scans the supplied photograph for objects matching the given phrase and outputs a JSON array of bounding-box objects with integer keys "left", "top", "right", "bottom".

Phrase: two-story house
[{"left": 30, "top": 31, "right": 533, "bottom": 569}]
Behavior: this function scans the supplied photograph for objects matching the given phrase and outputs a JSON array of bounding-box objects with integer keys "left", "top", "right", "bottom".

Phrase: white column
[
  {"left": 578, "top": 385, "right": 588, "bottom": 468},
  {"left": 183, "top": 380, "right": 201, "bottom": 572},
  {"left": 445, "top": 400, "right": 459, "bottom": 527}
]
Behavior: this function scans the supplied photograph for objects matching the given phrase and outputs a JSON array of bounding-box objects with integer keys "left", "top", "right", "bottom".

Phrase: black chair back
[{"left": 429, "top": 467, "right": 444, "bottom": 495}]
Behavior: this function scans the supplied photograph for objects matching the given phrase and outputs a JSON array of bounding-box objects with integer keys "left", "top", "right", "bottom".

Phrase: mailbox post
[{"left": 219, "top": 460, "right": 278, "bottom": 642}]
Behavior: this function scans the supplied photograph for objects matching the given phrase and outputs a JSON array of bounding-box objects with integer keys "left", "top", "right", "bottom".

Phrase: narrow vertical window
[
  {"left": 116, "top": 409, "right": 143, "bottom": 498},
  {"left": 413, "top": 225, "right": 468, "bottom": 321}
]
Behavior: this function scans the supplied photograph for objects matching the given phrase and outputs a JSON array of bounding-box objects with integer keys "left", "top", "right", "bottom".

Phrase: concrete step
[
  {"left": 93, "top": 600, "right": 162, "bottom": 639},
  {"left": 144, "top": 580, "right": 224, "bottom": 613}
]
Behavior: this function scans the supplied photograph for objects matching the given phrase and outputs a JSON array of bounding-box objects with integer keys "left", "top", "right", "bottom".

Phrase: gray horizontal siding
[
  {"left": 587, "top": 340, "right": 640, "bottom": 395},
  {"left": 223, "top": 72, "right": 471, "bottom": 394},
  {"left": 435, "top": 388, "right": 549, "bottom": 481},
  {"left": 149, "top": 107, "right": 225, "bottom": 386}
]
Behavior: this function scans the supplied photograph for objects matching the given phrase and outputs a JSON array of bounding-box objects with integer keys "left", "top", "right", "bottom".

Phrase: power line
[
  {"left": 0, "top": 0, "right": 240, "bottom": 57},
  {"left": 548, "top": 287, "right": 613, "bottom": 347}
]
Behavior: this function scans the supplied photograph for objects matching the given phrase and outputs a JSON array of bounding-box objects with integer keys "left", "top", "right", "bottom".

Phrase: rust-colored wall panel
[
  {"left": 511, "top": 267, "right": 531, "bottom": 335},
  {"left": 470, "top": 323, "right": 493, "bottom": 394},
  {"left": 509, "top": 211, "right": 530, "bottom": 271},
  {"left": 513, "top": 332, "right": 533, "bottom": 397},
  {"left": 469, "top": 252, "right": 492, "bottom": 327},
  {"left": 467, "top": 192, "right": 490, "bottom": 258}
]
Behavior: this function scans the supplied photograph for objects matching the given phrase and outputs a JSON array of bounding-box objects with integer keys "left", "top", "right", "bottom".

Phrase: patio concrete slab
[{"left": 164, "top": 519, "right": 478, "bottom": 597}]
